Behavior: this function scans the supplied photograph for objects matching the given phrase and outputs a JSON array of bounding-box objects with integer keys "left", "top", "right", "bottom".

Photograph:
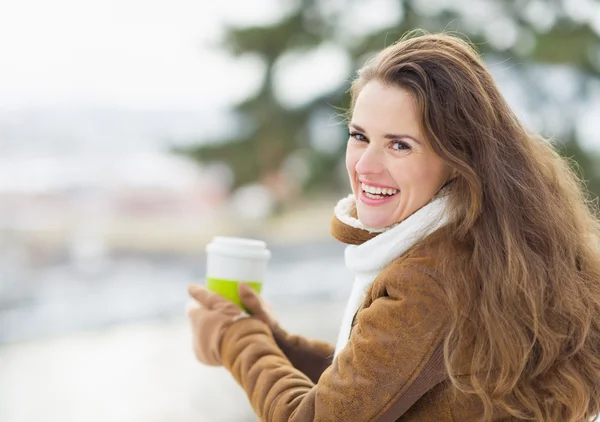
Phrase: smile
[
  {"left": 359, "top": 182, "right": 399, "bottom": 205},
  {"left": 361, "top": 182, "right": 399, "bottom": 198}
]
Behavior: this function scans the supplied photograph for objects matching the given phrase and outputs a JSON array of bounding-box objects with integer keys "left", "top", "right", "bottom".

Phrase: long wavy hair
[{"left": 348, "top": 31, "right": 600, "bottom": 421}]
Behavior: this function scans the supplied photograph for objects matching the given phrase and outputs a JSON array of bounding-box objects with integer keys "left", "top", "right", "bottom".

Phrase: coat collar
[
  {"left": 332, "top": 194, "right": 450, "bottom": 274},
  {"left": 330, "top": 193, "right": 450, "bottom": 247},
  {"left": 329, "top": 197, "right": 379, "bottom": 245}
]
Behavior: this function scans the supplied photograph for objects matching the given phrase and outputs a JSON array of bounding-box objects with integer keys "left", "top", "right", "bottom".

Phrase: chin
[
  {"left": 356, "top": 210, "right": 391, "bottom": 230},
  {"left": 355, "top": 198, "right": 399, "bottom": 230}
]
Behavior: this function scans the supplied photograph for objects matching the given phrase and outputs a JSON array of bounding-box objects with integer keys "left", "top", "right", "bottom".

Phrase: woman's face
[{"left": 346, "top": 80, "right": 451, "bottom": 229}]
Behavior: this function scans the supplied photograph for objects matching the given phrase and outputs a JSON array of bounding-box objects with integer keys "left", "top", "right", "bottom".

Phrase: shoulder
[{"left": 374, "top": 227, "right": 452, "bottom": 299}]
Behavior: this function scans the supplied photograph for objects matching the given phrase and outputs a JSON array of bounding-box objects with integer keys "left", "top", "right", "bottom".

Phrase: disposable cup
[{"left": 205, "top": 236, "right": 271, "bottom": 311}]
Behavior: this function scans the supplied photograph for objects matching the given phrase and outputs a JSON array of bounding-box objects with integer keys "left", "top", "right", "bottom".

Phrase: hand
[
  {"left": 239, "top": 283, "right": 335, "bottom": 384},
  {"left": 239, "top": 283, "right": 294, "bottom": 356},
  {"left": 186, "top": 284, "right": 249, "bottom": 366}
]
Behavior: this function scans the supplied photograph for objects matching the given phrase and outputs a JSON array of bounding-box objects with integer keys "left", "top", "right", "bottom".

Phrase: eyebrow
[{"left": 349, "top": 123, "right": 422, "bottom": 145}]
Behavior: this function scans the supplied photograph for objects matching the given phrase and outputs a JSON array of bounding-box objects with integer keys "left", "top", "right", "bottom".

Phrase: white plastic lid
[{"left": 206, "top": 236, "right": 271, "bottom": 260}]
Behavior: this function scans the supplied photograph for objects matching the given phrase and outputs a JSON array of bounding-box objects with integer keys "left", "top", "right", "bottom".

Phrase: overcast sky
[{"left": 0, "top": 0, "right": 292, "bottom": 110}]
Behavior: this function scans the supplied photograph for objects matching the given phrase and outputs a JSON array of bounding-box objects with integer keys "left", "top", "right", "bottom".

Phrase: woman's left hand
[{"left": 186, "top": 284, "right": 249, "bottom": 366}]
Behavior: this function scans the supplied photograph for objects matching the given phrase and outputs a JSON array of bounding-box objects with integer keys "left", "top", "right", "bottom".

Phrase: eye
[
  {"left": 391, "top": 140, "right": 411, "bottom": 151},
  {"left": 349, "top": 131, "right": 368, "bottom": 143}
]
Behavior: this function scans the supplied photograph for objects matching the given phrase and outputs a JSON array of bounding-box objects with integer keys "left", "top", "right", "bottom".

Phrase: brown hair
[{"left": 349, "top": 31, "right": 600, "bottom": 421}]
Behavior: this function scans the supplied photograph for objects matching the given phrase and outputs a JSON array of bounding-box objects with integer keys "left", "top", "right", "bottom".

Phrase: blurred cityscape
[
  {"left": 1, "top": 0, "right": 600, "bottom": 421},
  {"left": 0, "top": 142, "right": 342, "bottom": 343}
]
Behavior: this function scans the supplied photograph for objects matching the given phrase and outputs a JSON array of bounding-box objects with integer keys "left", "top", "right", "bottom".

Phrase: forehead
[{"left": 351, "top": 80, "right": 422, "bottom": 135}]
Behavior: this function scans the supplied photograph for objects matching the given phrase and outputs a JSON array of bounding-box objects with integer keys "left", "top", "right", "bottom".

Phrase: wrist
[{"left": 219, "top": 317, "right": 274, "bottom": 369}]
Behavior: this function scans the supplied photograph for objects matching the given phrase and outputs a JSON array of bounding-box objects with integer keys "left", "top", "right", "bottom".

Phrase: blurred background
[{"left": 1, "top": 0, "right": 600, "bottom": 421}]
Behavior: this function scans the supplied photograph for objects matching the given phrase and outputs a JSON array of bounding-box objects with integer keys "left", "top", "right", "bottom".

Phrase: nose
[{"left": 355, "top": 146, "right": 385, "bottom": 175}]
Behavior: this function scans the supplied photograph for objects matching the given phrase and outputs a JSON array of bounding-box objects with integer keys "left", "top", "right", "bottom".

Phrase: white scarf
[{"left": 333, "top": 193, "right": 450, "bottom": 358}]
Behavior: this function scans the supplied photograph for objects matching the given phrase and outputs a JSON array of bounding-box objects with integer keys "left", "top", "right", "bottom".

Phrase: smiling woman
[
  {"left": 187, "top": 31, "right": 600, "bottom": 422},
  {"left": 345, "top": 81, "right": 452, "bottom": 229}
]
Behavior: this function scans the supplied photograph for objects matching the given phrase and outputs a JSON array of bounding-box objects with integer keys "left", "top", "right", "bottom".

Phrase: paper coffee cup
[{"left": 205, "top": 236, "right": 271, "bottom": 310}]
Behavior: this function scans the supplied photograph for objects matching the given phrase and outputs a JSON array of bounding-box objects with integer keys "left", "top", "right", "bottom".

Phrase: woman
[{"left": 186, "top": 32, "right": 600, "bottom": 421}]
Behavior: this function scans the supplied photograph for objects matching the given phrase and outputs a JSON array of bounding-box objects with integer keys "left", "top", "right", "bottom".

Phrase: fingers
[
  {"left": 187, "top": 284, "right": 222, "bottom": 309},
  {"left": 185, "top": 299, "right": 200, "bottom": 317},
  {"left": 239, "top": 283, "right": 261, "bottom": 312},
  {"left": 239, "top": 283, "right": 270, "bottom": 322}
]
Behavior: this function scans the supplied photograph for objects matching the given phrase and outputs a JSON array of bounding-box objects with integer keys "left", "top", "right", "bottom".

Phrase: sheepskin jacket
[{"left": 219, "top": 205, "right": 514, "bottom": 421}]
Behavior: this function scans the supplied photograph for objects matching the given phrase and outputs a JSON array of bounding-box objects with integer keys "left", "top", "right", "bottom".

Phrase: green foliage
[
  {"left": 557, "top": 137, "right": 600, "bottom": 202},
  {"left": 179, "top": 0, "right": 600, "bottom": 201},
  {"left": 530, "top": 23, "right": 600, "bottom": 73}
]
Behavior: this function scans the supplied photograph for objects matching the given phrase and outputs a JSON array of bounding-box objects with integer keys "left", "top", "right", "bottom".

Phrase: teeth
[{"left": 361, "top": 183, "right": 398, "bottom": 196}]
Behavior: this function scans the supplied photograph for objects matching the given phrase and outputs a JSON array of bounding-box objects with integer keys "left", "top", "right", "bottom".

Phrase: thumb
[{"left": 239, "top": 283, "right": 270, "bottom": 323}]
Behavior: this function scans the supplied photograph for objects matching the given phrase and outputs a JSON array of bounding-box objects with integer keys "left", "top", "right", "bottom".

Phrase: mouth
[{"left": 360, "top": 182, "right": 399, "bottom": 200}]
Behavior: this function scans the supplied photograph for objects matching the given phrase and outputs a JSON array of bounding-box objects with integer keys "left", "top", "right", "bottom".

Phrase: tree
[{"left": 179, "top": 0, "right": 600, "bottom": 201}]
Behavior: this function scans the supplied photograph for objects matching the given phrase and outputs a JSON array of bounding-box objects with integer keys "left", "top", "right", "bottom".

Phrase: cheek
[
  {"left": 393, "top": 159, "right": 446, "bottom": 191},
  {"left": 410, "top": 162, "right": 449, "bottom": 193},
  {"left": 345, "top": 147, "right": 359, "bottom": 178}
]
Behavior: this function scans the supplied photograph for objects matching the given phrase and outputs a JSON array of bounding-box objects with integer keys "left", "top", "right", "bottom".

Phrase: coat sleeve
[
  {"left": 219, "top": 263, "right": 450, "bottom": 421},
  {"left": 270, "top": 325, "right": 334, "bottom": 384}
]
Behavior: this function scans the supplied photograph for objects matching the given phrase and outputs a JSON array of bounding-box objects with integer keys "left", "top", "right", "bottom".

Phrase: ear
[
  {"left": 437, "top": 168, "right": 457, "bottom": 194},
  {"left": 448, "top": 168, "right": 458, "bottom": 181}
]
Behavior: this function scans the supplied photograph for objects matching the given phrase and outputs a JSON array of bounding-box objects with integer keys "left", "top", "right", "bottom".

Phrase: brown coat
[{"left": 219, "top": 215, "right": 509, "bottom": 421}]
